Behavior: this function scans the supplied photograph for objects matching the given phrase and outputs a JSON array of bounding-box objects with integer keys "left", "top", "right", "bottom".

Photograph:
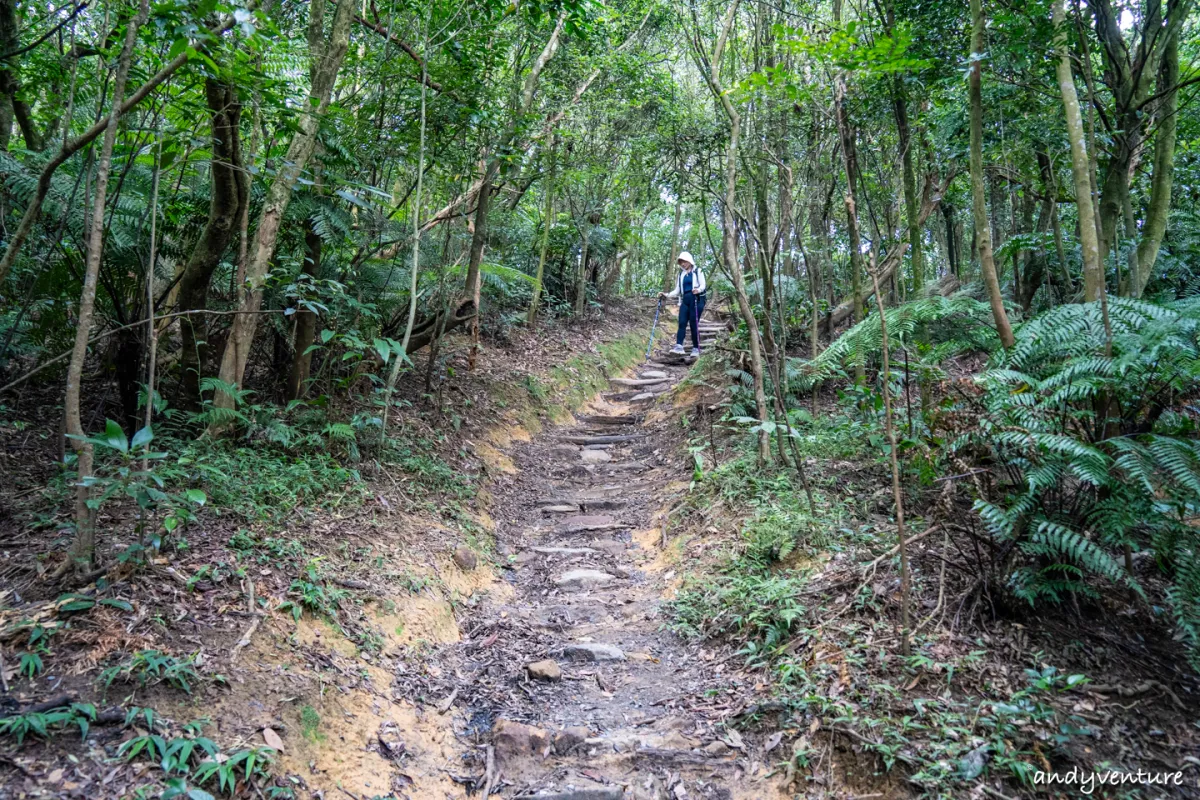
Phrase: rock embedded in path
[
  {"left": 526, "top": 659, "right": 563, "bottom": 681},
  {"left": 540, "top": 504, "right": 580, "bottom": 513},
  {"left": 580, "top": 449, "right": 612, "bottom": 464},
  {"left": 554, "top": 569, "right": 618, "bottom": 590},
  {"left": 703, "top": 740, "right": 730, "bottom": 757},
  {"left": 589, "top": 540, "right": 625, "bottom": 556},
  {"left": 639, "top": 370, "right": 668, "bottom": 379},
  {"left": 556, "top": 514, "right": 615, "bottom": 532},
  {"left": 513, "top": 790, "right": 625, "bottom": 800},
  {"left": 563, "top": 642, "right": 626, "bottom": 661},
  {"left": 552, "top": 726, "right": 591, "bottom": 754},
  {"left": 630, "top": 392, "right": 656, "bottom": 403},
  {"left": 453, "top": 546, "right": 477, "bottom": 571},
  {"left": 493, "top": 718, "right": 551, "bottom": 763},
  {"left": 376, "top": 721, "right": 405, "bottom": 759}
]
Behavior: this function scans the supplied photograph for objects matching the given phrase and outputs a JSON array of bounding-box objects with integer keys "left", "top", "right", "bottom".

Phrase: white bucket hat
[{"left": 677, "top": 251, "right": 695, "bottom": 267}]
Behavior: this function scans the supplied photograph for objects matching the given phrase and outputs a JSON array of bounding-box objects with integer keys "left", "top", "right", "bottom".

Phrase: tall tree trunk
[
  {"left": 969, "top": 0, "right": 1015, "bottom": 347},
  {"left": 1054, "top": 0, "right": 1103, "bottom": 302},
  {"left": 286, "top": 220, "right": 322, "bottom": 401},
  {"left": 178, "top": 79, "right": 247, "bottom": 407},
  {"left": 1134, "top": 27, "right": 1178, "bottom": 296},
  {"left": 63, "top": 0, "right": 147, "bottom": 576},
  {"left": 528, "top": 135, "right": 557, "bottom": 323},
  {"left": 212, "top": 0, "right": 355, "bottom": 417},
  {"left": 692, "top": 0, "right": 770, "bottom": 465},
  {"left": 832, "top": 0, "right": 863, "bottom": 362}
]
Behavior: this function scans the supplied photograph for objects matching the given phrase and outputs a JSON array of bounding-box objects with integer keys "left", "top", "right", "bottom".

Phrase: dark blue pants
[{"left": 676, "top": 294, "right": 707, "bottom": 348}]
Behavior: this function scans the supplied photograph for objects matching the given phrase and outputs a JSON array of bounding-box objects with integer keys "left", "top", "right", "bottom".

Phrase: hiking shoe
[
  {"left": 670, "top": 344, "right": 685, "bottom": 354},
  {"left": 691, "top": 347, "right": 702, "bottom": 357}
]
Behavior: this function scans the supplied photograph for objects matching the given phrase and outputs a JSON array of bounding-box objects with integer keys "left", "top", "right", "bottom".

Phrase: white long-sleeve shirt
[{"left": 665, "top": 267, "right": 706, "bottom": 299}]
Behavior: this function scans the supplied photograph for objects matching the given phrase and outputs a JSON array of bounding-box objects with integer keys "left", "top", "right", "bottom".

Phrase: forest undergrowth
[
  {"left": 0, "top": 309, "right": 649, "bottom": 799},
  {"left": 661, "top": 296, "right": 1200, "bottom": 798}
]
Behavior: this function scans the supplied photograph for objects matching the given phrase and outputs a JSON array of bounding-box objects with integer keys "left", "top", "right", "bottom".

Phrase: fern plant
[
  {"left": 962, "top": 298, "right": 1200, "bottom": 666},
  {"left": 794, "top": 295, "right": 1001, "bottom": 393}
]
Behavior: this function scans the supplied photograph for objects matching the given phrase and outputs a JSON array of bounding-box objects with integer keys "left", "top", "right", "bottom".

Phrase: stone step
[
  {"left": 565, "top": 462, "right": 649, "bottom": 479},
  {"left": 556, "top": 515, "right": 617, "bottom": 533},
  {"left": 531, "top": 546, "right": 597, "bottom": 556},
  {"left": 554, "top": 569, "right": 619, "bottom": 590},
  {"left": 576, "top": 414, "right": 641, "bottom": 426},
  {"left": 580, "top": 450, "right": 612, "bottom": 464},
  {"left": 514, "top": 791, "right": 624, "bottom": 800},
  {"left": 593, "top": 461, "right": 649, "bottom": 473},
  {"left": 540, "top": 504, "right": 581, "bottom": 513},
  {"left": 609, "top": 377, "right": 670, "bottom": 388},
  {"left": 540, "top": 485, "right": 628, "bottom": 500},
  {"left": 638, "top": 370, "right": 668, "bottom": 379},
  {"left": 630, "top": 392, "right": 657, "bottom": 403},
  {"left": 563, "top": 642, "right": 626, "bottom": 661},
  {"left": 578, "top": 498, "right": 627, "bottom": 510},
  {"left": 605, "top": 389, "right": 666, "bottom": 402},
  {"left": 557, "top": 433, "right": 645, "bottom": 445}
]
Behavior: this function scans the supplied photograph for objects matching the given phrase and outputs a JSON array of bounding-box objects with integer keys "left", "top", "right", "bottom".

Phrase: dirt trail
[{"left": 401, "top": 320, "right": 787, "bottom": 800}]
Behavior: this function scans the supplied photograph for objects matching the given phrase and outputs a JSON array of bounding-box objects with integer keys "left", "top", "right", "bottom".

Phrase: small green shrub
[
  {"left": 101, "top": 650, "right": 201, "bottom": 694},
  {"left": 0, "top": 703, "right": 96, "bottom": 745}
]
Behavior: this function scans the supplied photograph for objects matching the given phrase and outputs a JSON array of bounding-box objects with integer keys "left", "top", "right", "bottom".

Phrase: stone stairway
[{"left": 451, "top": 314, "right": 773, "bottom": 800}]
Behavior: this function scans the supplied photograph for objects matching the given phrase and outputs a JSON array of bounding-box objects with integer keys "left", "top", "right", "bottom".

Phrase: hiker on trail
[{"left": 660, "top": 251, "right": 706, "bottom": 356}]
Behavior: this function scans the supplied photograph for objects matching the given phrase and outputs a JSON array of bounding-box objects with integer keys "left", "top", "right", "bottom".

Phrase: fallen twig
[
  {"left": 437, "top": 687, "right": 459, "bottom": 714},
  {"left": 481, "top": 745, "right": 497, "bottom": 798},
  {"left": 913, "top": 528, "right": 950, "bottom": 636},
  {"left": 230, "top": 579, "right": 264, "bottom": 664}
]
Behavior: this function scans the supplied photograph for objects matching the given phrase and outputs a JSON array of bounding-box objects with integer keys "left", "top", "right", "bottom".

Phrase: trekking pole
[
  {"left": 692, "top": 292, "right": 701, "bottom": 354},
  {"left": 646, "top": 296, "right": 664, "bottom": 361}
]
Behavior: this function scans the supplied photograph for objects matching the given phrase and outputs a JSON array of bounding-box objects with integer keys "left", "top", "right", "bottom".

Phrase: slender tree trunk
[
  {"left": 868, "top": 263, "right": 910, "bottom": 655},
  {"left": 1135, "top": 27, "right": 1178, "bottom": 296},
  {"left": 754, "top": 172, "right": 778, "bottom": 359},
  {"left": 575, "top": 220, "right": 590, "bottom": 316},
  {"left": 892, "top": 79, "right": 922, "bottom": 293},
  {"left": 178, "top": 80, "right": 247, "bottom": 407},
  {"left": 663, "top": 192, "right": 683, "bottom": 292},
  {"left": 63, "top": 0, "right": 148, "bottom": 576},
  {"left": 382, "top": 16, "right": 431, "bottom": 433},
  {"left": 142, "top": 133, "right": 163, "bottom": 471},
  {"left": 285, "top": 221, "right": 322, "bottom": 402},
  {"left": 692, "top": 0, "right": 770, "bottom": 465},
  {"left": 834, "top": 75, "right": 865, "bottom": 378},
  {"left": 1053, "top": 0, "right": 1103, "bottom": 302},
  {"left": 212, "top": 0, "right": 354, "bottom": 418},
  {"left": 943, "top": 204, "right": 958, "bottom": 277},
  {"left": 528, "top": 135, "right": 557, "bottom": 323},
  {"left": 464, "top": 170, "right": 491, "bottom": 370},
  {"left": 969, "top": 0, "right": 1015, "bottom": 347},
  {"left": 832, "top": 0, "right": 863, "bottom": 368}
]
